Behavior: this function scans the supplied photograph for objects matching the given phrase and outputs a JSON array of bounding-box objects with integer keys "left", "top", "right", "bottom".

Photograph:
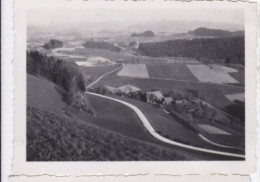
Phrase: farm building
[
  {"left": 175, "top": 99, "right": 189, "bottom": 107},
  {"left": 174, "top": 99, "right": 195, "bottom": 113},
  {"left": 191, "top": 98, "right": 208, "bottom": 107},
  {"left": 103, "top": 85, "right": 117, "bottom": 94},
  {"left": 117, "top": 85, "right": 141, "bottom": 94},
  {"left": 146, "top": 91, "right": 164, "bottom": 103},
  {"left": 163, "top": 97, "right": 173, "bottom": 105}
]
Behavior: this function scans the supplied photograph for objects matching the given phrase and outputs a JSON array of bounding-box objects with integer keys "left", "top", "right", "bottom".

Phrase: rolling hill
[{"left": 189, "top": 27, "right": 244, "bottom": 37}]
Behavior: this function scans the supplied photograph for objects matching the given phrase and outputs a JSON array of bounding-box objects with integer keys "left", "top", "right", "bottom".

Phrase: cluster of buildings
[{"left": 101, "top": 84, "right": 208, "bottom": 113}]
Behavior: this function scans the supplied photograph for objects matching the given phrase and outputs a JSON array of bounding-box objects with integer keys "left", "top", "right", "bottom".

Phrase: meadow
[{"left": 117, "top": 64, "right": 149, "bottom": 78}]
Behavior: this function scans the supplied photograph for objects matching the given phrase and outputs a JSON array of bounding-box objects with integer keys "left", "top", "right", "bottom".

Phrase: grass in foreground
[{"left": 27, "top": 106, "right": 190, "bottom": 161}]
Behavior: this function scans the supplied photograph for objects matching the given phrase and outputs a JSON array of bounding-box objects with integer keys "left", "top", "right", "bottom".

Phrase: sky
[{"left": 28, "top": 7, "right": 244, "bottom": 27}]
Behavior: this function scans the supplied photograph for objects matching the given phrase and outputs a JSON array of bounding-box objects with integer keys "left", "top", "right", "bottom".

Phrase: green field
[
  {"left": 86, "top": 94, "right": 157, "bottom": 143},
  {"left": 146, "top": 63, "right": 198, "bottom": 81},
  {"left": 96, "top": 76, "right": 244, "bottom": 109}
]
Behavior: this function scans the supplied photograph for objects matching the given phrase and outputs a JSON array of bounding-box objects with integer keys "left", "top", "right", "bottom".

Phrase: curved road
[
  {"left": 85, "top": 66, "right": 245, "bottom": 159},
  {"left": 86, "top": 92, "right": 244, "bottom": 158}
]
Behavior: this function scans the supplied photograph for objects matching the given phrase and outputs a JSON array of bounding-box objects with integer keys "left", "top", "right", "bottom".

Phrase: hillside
[
  {"left": 189, "top": 27, "right": 244, "bottom": 37},
  {"left": 26, "top": 54, "right": 202, "bottom": 161},
  {"left": 138, "top": 36, "right": 244, "bottom": 64},
  {"left": 27, "top": 51, "right": 89, "bottom": 111},
  {"left": 131, "top": 30, "right": 155, "bottom": 37},
  {"left": 27, "top": 74, "right": 63, "bottom": 114},
  {"left": 26, "top": 76, "right": 192, "bottom": 161},
  {"left": 27, "top": 105, "right": 194, "bottom": 161}
]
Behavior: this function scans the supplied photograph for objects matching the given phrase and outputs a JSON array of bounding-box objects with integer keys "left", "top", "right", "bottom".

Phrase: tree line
[
  {"left": 138, "top": 36, "right": 244, "bottom": 65},
  {"left": 82, "top": 41, "right": 121, "bottom": 52},
  {"left": 27, "top": 51, "right": 89, "bottom": 111},
  {"left": 43, "top": 39, "right": 63, "bottom": 50}
]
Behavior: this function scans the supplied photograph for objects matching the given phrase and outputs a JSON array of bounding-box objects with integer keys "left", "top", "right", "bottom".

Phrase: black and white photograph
[{"left": 25, "top": 5, "right": 248, "bottom": 162}]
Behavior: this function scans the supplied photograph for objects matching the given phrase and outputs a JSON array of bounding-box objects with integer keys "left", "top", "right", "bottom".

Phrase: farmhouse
[
  {"left": 191, "top": 98, "right": 208, "bottom": 107},
  {"left": 104, "top": 85, "right": 117, "bottom": 94},
  {"left": 117, "top": 85, "right": 141, "bottom": 94},
  {"left": 175, "top": 99, "right": 188, "bottom": 107},
  {"left": 146, "top": 91, "right": 164, "bottom": 103},
  {"left": 163, "top": 97, "right": 173, "bottom": 105}
]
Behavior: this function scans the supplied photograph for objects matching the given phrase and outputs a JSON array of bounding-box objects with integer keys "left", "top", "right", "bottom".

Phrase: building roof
[
  {"left": 164, "top": 97, "right": 173, "bottom": 103},
  {"left": 104, "top": 85, "right": 117, "bottom": 91},
  {"left": 146, "top": 91, "right": 164, "bottom": 99},
  {"left": 175, "top": 99, "right": 188, "bottom": 105},
  {"left": 117, "top": 85, "right": 141, "bottom": 93}
]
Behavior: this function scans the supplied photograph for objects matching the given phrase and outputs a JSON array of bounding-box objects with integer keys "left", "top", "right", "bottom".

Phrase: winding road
[{"left": 85, "top": 65, "right": 245, "bottom": 159}]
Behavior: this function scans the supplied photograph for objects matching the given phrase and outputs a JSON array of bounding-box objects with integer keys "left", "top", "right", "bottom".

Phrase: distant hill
[
  {"left": 131, "top": 31, "right": 155, "bottom": 37},
  {"left": 189, "top": 27, "right": 244, "bottom": 37}
]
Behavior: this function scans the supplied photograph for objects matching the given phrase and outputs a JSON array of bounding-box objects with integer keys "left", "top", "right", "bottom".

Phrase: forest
[
  {"left": 189, "top": 27, "right": 244, "bottom": 37},
  {"left": 138, "top": 36, "right": 244, "bottom": 64},
  {"left": 82, "top": 41, "right": 121, "bottom": 52},
  {"left": 131, "top": 30, "right": 155, "bottom": 37}
]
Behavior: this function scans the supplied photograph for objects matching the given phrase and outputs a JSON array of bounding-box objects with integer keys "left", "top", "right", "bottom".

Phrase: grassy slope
[
  {"left": 108, "top": 95, "right": 244, "bottom": 153},
  {"left": 27, "top": 74, "right": 64, "bottom": 114},
  {"left": 96, "top": 76, "right": 244, "bottom": 109},
  {"left": 86, "top": 94, "right": 156, "bottom": 143},
  {"left": 27, "top": 74, "right": 197, "bottom": 161},
  {"left": 86, "top": 94, "right": 242, "bottom": 159},
  {"left": 146, "top": 63, "right": 198, "bottom": 81},
  {"left": 27, "top": 72, "right": 241, "bottom": 160},
  {"left": 229, "top": 70, "right": 245, "bottom": 86},
  {"left": 27, "top": 106, "right": 190, "bottom": 161}
]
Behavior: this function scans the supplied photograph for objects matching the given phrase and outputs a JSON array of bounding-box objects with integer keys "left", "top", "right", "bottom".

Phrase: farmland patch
[
  {"left": 146, "top": 63, "right": 197, "bottom": 81},
  {"left": 76, "top": 56, "right": 113, "bottom": 67},
  {"left": 197, "top": 124, "right": 231, "bottom": 135},
  {"left": 225, "top": 93, "right": 245, "bottom": 102},
  {"left": 117, "top": 64, "right": 149, "bottom": 78},
  {"left": 187, "top": 64, "right": 238, "bottom": 84}
]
